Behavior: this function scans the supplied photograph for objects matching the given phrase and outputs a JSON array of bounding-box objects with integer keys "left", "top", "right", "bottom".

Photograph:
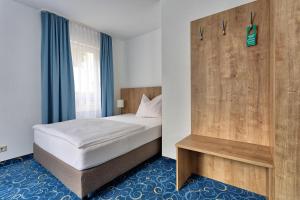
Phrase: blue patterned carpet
[{"left": 0, "top": 155, "right": 266, "bottom": 200}]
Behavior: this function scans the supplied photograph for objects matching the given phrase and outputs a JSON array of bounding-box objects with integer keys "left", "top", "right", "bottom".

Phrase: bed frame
[{"left": 34, "top": 86, "right": 162, "bottom": 199}]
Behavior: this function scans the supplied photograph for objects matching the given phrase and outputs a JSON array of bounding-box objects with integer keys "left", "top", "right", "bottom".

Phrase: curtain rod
[
  {"left": 13, "top": 0, "right": 115, "bottom": 38},
  {"left": 41, "top": 9, "right": 104, "bottom": 34}
]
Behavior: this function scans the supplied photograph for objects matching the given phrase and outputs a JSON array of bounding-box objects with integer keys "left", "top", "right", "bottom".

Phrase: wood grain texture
[
  {"left": 186, "top": 0, "right": 275, "bottom": 197},
  {"left": 176, "top": 135, "right": 273, "bottom": 168},
  {"left": 267, "top": 168, "right": 274, "bottom": 200},
  {"left": 176, "top": 134, "right": 273, "bottom": 196},
  {"left": 176, "top": 148, "right": 197, "bottom": 190},
  {"left": 176, "top": 144, "right": 270, "bottom": 195},
  {"left": 271, "top": 0, "right": 300, "bottom": 199},
  {"left": 191, "top": 0, "right": 271, "bottom": 146},
  {"left": 120, "top": 87, "right": 161, "bottom": 114},
  {"left": 196, "top": 154, "right": 268, "bottom": 196}
]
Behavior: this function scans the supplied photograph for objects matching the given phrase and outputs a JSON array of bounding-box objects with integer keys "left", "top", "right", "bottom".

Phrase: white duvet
[{"left": 33, "top": 119, "right": 145, "bottom": 148}]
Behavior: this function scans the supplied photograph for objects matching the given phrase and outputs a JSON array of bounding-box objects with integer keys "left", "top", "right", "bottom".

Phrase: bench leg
[
  {"left": 266, "top": 168, "right": 274, "bottom": 200},
  {"left": 176, "top": 148, "right": 197, "bottom": 190}
]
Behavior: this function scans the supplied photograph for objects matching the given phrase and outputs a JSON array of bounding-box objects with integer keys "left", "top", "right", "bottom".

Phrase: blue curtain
[
  {"left": 41, "top": 11, "right": 76, "bottom": 124},
  {"left": 100, "top": 33, "right": 114, "bottom": 117}
]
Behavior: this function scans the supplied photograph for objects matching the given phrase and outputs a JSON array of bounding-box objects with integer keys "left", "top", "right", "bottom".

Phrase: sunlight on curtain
[{"left": 70, "top": 22, "right": 101, "bottom": 119}]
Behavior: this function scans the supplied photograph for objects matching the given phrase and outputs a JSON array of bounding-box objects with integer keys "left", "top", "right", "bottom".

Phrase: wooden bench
[{"left": 176, "top": 135, "right": 274, "bottom": 199}]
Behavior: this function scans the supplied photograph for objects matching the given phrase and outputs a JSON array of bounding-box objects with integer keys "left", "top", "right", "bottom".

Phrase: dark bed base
[{"left": 33, "top": 138, "right": 162, "bottom": 199}]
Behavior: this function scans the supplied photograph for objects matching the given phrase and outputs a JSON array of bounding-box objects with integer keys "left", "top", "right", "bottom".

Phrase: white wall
[
  {"left": 0, "top": 0, "right": 41, "bottom": 161},
  {"left": 113, "top": 38, "right": 126, "bottom": 114},
  {"left": 161, "top": 0, "right": 254, "bottom": 159},
  {"left": 121, "top": 29, "right": 161, "bottom": 88}
]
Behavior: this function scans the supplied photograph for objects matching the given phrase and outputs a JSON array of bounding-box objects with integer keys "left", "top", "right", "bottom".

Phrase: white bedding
[
  {"left": 33, "top": 114, "right": 162, "bottom": 170},
  {"left": 33, "top": 119, "right": 145, "bottom": 148}
]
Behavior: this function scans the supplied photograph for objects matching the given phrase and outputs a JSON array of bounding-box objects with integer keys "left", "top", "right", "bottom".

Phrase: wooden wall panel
[
  {"left": 196, "top": 154, "right": 267, "bottom": 195},
  {"left": 271, "top": 0, "right": 300, "bottom": 199},
  {"left": 191, "top": 0, "right": 271, "bottom": 146},
  {"left": 120, "top": 87, "right": 161, "bottom": 114}
]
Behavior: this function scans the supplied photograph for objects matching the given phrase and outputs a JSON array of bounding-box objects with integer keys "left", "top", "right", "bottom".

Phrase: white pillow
[{"left": 136, "top": 94, "right": 162, "bottom": 118}]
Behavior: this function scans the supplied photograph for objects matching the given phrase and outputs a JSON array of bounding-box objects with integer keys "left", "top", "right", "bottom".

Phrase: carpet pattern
[{"left": 0, "top": 155, "right": 266, "bottom": 200}]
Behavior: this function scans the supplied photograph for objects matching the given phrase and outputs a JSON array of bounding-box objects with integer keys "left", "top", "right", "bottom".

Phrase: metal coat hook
[
  {"left": 250, "top": 11, "right": 255, "bottom": 30},
  {"left": 199, "top": 27, "right": 204, "bottom": 40},
  {"left": 222, "top": 20, "right": 227, "bottom": 35}
]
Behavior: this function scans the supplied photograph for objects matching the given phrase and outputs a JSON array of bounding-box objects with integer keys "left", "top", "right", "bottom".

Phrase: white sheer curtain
[{"left": 70, "top": 22, "right": 101, "bottom": 119}]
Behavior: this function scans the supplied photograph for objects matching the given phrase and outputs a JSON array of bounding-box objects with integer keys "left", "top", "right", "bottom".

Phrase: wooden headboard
[{"left": 120, "top": 87, "right": 162, "bottom": 114}]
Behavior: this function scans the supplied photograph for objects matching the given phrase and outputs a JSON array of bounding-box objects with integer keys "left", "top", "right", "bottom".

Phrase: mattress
[
  {"left": 34, "top": 114, "right": 162, "bottom": 170},
  {"left": 33, "top": 118, "right": 145, "bottom": 148}
]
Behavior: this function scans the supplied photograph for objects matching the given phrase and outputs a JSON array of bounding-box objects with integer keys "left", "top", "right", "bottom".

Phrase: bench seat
[
  {"left": 176, "top": 134, "right": 274, "bottom": 199},
  {"left": 176, "top": 135, "right": 273, "bottom": 168}
]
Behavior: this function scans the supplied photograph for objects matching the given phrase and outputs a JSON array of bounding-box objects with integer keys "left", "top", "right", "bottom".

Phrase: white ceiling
[{"left": 15, "top": 0, "right": 161, "bottom": 40}]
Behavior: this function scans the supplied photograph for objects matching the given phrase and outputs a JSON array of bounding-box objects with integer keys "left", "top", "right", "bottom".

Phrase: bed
[{"left": 33, "top": 87, "right": 162, "bottom": 199}]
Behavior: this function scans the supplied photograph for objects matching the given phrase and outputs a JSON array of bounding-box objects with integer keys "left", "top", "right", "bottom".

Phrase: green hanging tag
[{"left": 246, "top": 24, "right": 257, "bottom": 47}]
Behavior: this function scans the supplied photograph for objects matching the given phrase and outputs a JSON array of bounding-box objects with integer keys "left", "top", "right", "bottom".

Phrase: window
[{"left": 70, "top": 22, "right": 101, "bottom": 119}]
